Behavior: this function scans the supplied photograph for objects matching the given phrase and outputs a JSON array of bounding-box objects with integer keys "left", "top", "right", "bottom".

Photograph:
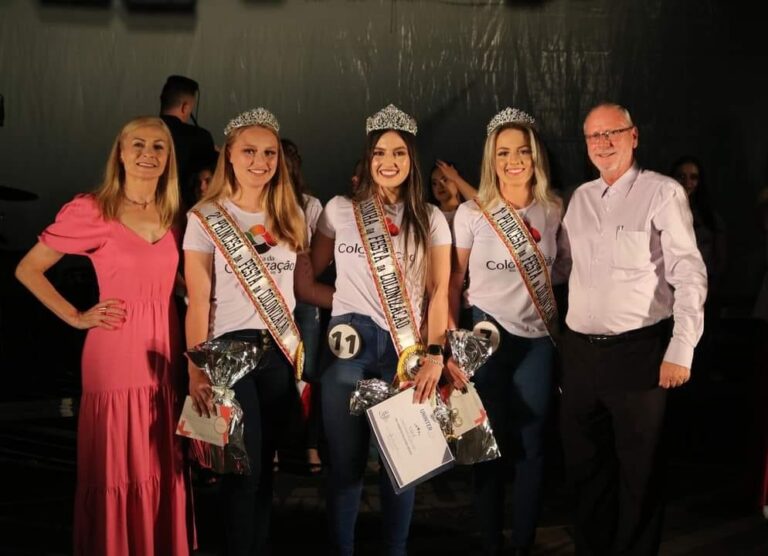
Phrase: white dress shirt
[{"left": 557, "top": 164, "right": 707, "bottom": 368}]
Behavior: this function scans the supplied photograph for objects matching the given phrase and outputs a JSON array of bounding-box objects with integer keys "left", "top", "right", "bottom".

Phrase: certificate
[
  {"left": 449, "top": 383, "right": 488, "bottom": 438},
  {"left": 366, "top": 388, "right": 455, "bottom": 494},
  {"left": 176, "top": 395, "right": 232, "bottom": 447}
]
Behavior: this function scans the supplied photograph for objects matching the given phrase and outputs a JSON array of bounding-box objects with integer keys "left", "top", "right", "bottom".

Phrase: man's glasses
[{"left": 584, "top": 126, "right": 634, "bottom": 144}]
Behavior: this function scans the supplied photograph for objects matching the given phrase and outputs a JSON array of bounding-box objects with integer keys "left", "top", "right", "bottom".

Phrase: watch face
[{"left": 427, "top": 344, "right": 443, "bottom": 355}]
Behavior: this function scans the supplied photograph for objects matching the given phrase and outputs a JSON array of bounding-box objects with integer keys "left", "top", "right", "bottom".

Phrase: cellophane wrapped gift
[
  {"left": 349, "top": 378, "right": 398, "bottom": 416},
  {"left": 186, "top": 338, "right": 263, "bottom": 475},
  {"left": 445, "top": 329, "right": 501, "bottom": 464}
]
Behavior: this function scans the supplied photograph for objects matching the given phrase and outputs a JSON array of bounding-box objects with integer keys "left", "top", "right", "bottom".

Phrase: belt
[
  {"left": 218, "top": 329, "right": 275, "bottom": 351},
  {"left": 569, "top": 319, "right": 671, "bottom": 346}
]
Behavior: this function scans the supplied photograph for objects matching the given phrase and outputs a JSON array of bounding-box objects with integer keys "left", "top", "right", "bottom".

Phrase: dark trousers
[
  {"left": 218, "top": 330, "right": 300, "bottom": 556},
  {"left": 470, "top": 308, "right": 555, "bottom": 554},
  {"left": 560, "top": 321, "right": 670, "bottom": 556}
]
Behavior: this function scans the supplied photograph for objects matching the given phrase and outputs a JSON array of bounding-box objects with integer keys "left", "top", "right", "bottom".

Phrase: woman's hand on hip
[{"left": 70, "top": 298, "right": 126, "bottom": 330}]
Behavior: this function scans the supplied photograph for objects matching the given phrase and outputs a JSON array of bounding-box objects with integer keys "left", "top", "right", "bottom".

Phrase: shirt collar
[{"left": 600, "top": 164, "right": 640, "bottom": 198}]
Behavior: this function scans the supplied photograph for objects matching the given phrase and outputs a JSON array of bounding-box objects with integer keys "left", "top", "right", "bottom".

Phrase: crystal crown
[
  {"left": 486, "top": 107, "right": 536, "bottom": 136},
  {"left": 224, "top": 107, "right": 280, "bottom": 136},
  {"left": 365, "top": 104, "right": 418, "bottom": 136}
]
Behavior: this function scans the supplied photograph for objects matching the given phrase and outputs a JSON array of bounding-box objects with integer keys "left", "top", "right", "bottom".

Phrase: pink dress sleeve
[{"left": 39, "top": 195, "right": 108, "bottom": 255}]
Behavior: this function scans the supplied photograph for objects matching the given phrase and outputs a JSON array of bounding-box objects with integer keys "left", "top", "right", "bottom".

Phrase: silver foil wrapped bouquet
[
  {"left": 349, "top": 378, "right": 398, "bottom": 416},
  {"left": 446, "top": 329, "right": 493, "bottom": 380},
  {"left": 186, "top": 338, "right": 263, "bottom": 475},
  {"left": 444, "top": 328, "right": 501, "bottom": 464}
]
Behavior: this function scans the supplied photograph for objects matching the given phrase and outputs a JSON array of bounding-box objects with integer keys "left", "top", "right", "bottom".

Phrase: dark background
[{"left": 0, "top": 1, "right": 766, "bottom": 553}]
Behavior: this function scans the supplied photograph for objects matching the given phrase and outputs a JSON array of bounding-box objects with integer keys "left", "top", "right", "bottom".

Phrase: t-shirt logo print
[{"left": 246, "top": 224, "right": 277, "bottom": 254}]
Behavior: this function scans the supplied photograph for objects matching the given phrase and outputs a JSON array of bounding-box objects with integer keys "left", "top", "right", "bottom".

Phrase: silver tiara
[
  {"left": 365, "top": 104, "right": 418, "bottom": 136},
  {"left": 486, "top": 107, "right": 536, "bottom": 136},
  {"left": 224, "top": 107, "right": 280, "bottom": 136}
]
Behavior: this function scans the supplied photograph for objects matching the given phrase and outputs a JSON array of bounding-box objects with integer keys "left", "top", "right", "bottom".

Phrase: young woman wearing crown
[
  {"left": 183, "top": 107, "right": 333, "bottom": 555},
  {"left": 310, "top": 104, "right": 451, "bottom": 555},
  {"left": 444, "top": 107, "right": 563, "bottom": 556}
]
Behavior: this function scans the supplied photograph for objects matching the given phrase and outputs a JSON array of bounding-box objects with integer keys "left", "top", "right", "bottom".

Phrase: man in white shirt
[{"left": 557, "top": 103, "right": 707, "bottom": 555}]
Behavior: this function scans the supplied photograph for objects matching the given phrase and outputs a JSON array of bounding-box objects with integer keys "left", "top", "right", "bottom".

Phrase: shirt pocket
[{"left": 612, "top": 229, "right": 651, "bottom": 269}]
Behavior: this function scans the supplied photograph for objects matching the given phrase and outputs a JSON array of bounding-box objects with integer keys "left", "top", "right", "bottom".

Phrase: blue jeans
[
  {"left": 320, "top": 313, "right": 416, "bottom": 556},
  {"left": 470, "top": 308, "right": 554, "bottom": 553}
]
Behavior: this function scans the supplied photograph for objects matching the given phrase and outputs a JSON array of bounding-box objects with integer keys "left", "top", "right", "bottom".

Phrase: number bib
[
  {"left": 472, "top": 320, "right": 501, "bottom": 353},
  {"left": 328, "top": 323, "right": 363, "bottom": 360}
]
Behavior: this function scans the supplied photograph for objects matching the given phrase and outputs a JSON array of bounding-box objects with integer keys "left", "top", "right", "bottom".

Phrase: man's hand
[{"left": 659, "top": 361, "right": 690, "bottom": 389}]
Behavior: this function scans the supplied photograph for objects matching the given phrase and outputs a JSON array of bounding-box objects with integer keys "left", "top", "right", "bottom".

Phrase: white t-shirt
[
  {"left": 303, "top": 194, "right": 323, "bottom": 235},
  {"left": 453, "top": 199, "right": 561, "bottom": 337},
  {"left": 183, "top": 199, "right": 299, "bottom": 338},
  {"left": 316, "top": 195, "right": 452, "bottom": 331},
  {"left": 441, "top": 208, "right": 457, "bottom": 230}
]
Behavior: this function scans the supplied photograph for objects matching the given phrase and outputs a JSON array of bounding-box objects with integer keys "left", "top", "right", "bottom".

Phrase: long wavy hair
[
  {"left": 352, "top": 129, "right": 430, "bottom": 282},
  {"left": 94, "top": 116, "right": 179, "bottom": 228},
  {"left": 477, "top": 122, "right": 558, "bottom": 211},
  {"left": 199, "top": 124, "right": 306, "bottom": 252}
]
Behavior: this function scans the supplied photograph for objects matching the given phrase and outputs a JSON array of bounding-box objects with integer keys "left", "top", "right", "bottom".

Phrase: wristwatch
[{"left": 426, "top": 344, "right": 444, "bottom": 356}]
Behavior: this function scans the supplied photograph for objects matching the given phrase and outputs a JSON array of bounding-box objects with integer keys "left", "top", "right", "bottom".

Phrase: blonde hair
[
  {"left": 477, "top": 123, "right": 558, "bottom": 211},
  {"left": 199, "top": 125, "right": 306, "bottom": 252},
  {"left": 94, "top": 116, "right": 179, "bottom": 228}
]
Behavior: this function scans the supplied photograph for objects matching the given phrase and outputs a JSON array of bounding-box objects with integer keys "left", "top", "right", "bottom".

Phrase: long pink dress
[{"left": 40, "top": 195, "right": 192, "bottom": 556}]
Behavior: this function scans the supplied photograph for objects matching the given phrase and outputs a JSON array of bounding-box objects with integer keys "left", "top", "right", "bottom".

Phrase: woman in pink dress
[{"left": 15, "top": 116, "right": 193, "bottom": 555}]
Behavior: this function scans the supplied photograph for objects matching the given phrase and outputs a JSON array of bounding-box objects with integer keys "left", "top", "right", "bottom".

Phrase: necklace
[{"left": 123, "top": 195, "right": 155, "bottom": 210}]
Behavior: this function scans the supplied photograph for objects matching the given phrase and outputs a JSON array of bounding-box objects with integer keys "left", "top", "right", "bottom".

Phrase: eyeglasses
[{"left": 584, "top": 126, "right": 634, "bottom": 144}]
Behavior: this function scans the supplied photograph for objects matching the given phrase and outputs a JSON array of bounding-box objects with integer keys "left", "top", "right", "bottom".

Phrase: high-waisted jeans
[{"left": 321, "top": 313, "right": 416, "bottom": 556}]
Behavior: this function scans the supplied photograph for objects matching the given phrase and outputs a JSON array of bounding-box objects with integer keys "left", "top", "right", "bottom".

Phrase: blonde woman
[
  {"left": 183, "top": 107, "right": 331, "bottom": 555},
  {"left": 445, "top": 108, "right": 562, "bottom": 556},
  {"left": 15, "top": 116, "right": 192, "bottom": 555}
]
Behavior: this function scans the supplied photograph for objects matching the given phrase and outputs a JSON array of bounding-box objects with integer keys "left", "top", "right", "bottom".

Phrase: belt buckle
[{"left": 588, "top": 334, "right": 611, "bottom": 344}]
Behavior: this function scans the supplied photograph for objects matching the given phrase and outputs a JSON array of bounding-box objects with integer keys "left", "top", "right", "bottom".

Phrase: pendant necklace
[{"left": 123, "top": 195, "right": 155, "bottom": 210}]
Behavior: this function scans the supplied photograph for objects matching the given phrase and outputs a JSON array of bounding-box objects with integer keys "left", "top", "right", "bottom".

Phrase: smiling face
[
  {"left": 583, "top": 105, "right": 637, "bottom": 184},
  {"left": 228, "top": 125, "right": 279, "bottom": 191},
  {"left": 494, "top": 127, "right": 534, "bottom": 189},
  {"left": 370, "top": 131, "right": 411, "bottom": 195},
  {"left": 119, "top": 125, "right": 170, "bottom": 181},
  {"left": 430, "top": 168, "right": 459, "bottom": 206}
]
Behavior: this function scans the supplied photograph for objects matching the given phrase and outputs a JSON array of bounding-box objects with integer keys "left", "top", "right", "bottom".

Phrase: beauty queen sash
[
  {"left": 478, "top": 199, "right": 559, "bottom": 341},
  {"left": 193, "top": 202, "right": 304, "bottom": 378},
  {"left": 353, "top": 196, "right": 424, "bottom": 382}
]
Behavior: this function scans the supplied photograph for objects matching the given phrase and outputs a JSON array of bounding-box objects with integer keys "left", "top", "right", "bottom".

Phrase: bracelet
[{"left": 424, "top": 354, "right": 444, "bottom": 367}]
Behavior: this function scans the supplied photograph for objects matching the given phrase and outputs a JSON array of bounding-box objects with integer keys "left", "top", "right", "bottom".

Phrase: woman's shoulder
[
  {"left": 56, "top": 193, "right": 104, "bottom": 222},
  {"left": 304, "top": 194, "right": 323, "bottom": 209},
  {"left": 323, "top": 195, "right": 354, "bottom": 214}
]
